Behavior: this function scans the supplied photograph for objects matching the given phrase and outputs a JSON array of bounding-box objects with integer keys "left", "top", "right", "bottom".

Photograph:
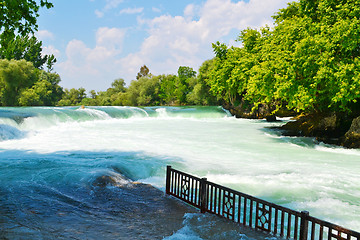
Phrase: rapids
[{"left": 0, "top": 106, "right": 359, "bottom": 239}]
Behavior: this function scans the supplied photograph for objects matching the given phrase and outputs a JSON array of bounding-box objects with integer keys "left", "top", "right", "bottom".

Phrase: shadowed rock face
[
  {"left": 223, "top": 101, "right": 273, "bottom": 119},
  {"left": 280, "top": 113, "right": 345, "bottom": 138},
  {"left": 341, "top": 116, "right": 360, "bottom": 148},
  {"left": 276, "top": 113, "right": 360, "bottom": 148},
  {"left": 225, "top": 100, "right": 360, "bottom": 148}
]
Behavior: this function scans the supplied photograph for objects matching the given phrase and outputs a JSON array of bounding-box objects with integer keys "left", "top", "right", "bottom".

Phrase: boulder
[
  {"left": 280, "top": 112, "right": 352, "bottom": 145},
  {"left": 341, "top": 116, "right": 360, "bottom": 148},
  {"left": 223, "top": 100, "right": 273, "bottom": 119},
  {"left": 266, "top": 115, "right": 277, "bottom": 122},
  {"left": 281, "top": 113, "right": 336, "bottom": 136}
]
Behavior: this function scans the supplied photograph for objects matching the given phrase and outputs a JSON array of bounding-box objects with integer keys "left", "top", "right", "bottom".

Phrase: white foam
[
  {"left": 315, "top": 143, "right": 360, "bottom": 156},
  {"left": 76, "top": 107, "right": 111, "bottom": 119},
  {"left": 155, "top": 107, "right": 169, "bottom": 118},
  {"left": 0, "top": 124, "right": 25, "bottom": 141},
  {"left": 0, "top": 107, "right": 360, "bottom": 231}
]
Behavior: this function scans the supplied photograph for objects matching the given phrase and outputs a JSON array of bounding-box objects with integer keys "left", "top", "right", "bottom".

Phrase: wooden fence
[{"left": 165, "top": 166, "right": 360, "bottom": 240}]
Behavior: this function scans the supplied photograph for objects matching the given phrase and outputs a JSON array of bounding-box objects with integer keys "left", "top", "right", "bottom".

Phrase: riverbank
[
  {"left": 224, "top": 104, "right": 360, "bottom": 149},
  {"left": 277, "top": 113, "right": 360, "bottom": 148}
]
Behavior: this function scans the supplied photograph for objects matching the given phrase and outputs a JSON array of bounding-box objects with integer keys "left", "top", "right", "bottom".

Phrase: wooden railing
[{"left": 165, "top": 166, "right": 360, "bottom": 240}]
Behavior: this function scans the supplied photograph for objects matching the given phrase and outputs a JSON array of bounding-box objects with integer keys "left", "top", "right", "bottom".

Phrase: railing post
[
  {"left": 300, "top": 211, "right": 309, "bottom": 240},
  {"left": 165, "top": 166, "right": 171, "bottom": 195},
  {"left": 200, "top": 177, "right": 208, "bottom": 213}
]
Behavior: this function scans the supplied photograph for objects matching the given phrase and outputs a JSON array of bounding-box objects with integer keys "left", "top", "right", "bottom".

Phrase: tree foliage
[
  {"left": 0, "top": 59, "right": 62, "bottom": 106},
  {"left": 175, "top": 66, "right": 196, "bottom": 104},
  {"left": 58, "top": 88, "right": 86, "bottom": 106},
  {"left": 0, "top": 35, "right": 56, "bottom": 70},
  {"left": 19, "top": 71, "right": 63, "bottom": 106},
  {"left": 0, "top": 0, "right": 53, "bottom": 40},
  {"left": 208, "top": 0, "right": 360, "bottom": 115},
  {"left": 0, "top": 59, "right": 36, "bottom": 106},
  {"left": 74, "top": 65, "right": 219, "bottom": 107},
  {"left": 0, "top": 1, "right": 59, "bottom": 107},
  {"left": 136, "top": 65, "right": 150, "bottom": 80},
  {"left": 0, "top": 1, "right": 55, "bottom": 70},
  {"left": 187, "top": 59, "right": 219, "bottom": 105}
]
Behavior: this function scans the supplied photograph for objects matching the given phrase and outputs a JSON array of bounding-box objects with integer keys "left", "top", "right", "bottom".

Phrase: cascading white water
[{"left": 0, "top": 106, "right": 359, "bottom": 239}]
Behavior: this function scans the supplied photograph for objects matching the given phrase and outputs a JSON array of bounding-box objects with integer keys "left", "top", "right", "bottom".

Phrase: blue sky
[{"left": 36, "top": 0, "right": 293, "bottom": 92}]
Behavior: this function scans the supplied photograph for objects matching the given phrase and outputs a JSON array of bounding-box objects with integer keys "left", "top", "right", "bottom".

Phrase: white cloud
[
  {"left": 120, "top": 7, "right": 144, "bottom": 15},
  {"left": 42, "top": 45, "right": 61, "bottom": 58},
  {"left": 96, "top": 27, "right": 125, "bottom": 52},
  {"left": 104, "top": 0, "right": 124, "bottom": 10},
  {"left": 115, "top": 0, "right": 291, "bottom": 83},
  {"left": 152, "top": 7, "right": 161, "bottom": 13},
  {"left": 56, "top": 27, "right": 126, "bottom": 90},
  {"left": 36, "top": 30, "right": 55, "bottom": 40},
  {"left": 184, "top": 4, "right": 195, "bottom": 17},
  {"left": 95, "top": 9, "right": 104, "bottom": 18},
  {"left": 184, "top": 4, "right": 200, "bottom": 21},
  {"left": 95, "top": 0, "right": 124, "bottom": 18},
  {"left": 58, "top": 0, "right": 292, "bottom": 90}
]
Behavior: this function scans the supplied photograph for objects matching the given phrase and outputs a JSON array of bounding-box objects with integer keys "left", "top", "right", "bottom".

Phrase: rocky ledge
[
  {"left": 340, "top": 116, "right": 360, "bottom": 148},
  {"left": 224, "top": 104, "right": 360, "bottom": 148},
  {"left": 278, "top": 113, "right": 360, "bottom": 148}
]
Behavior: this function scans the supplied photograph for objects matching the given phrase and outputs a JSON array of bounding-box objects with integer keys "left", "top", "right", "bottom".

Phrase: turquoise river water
[{"left": 0, "top": 106, "right": 359, "bottom": 239}]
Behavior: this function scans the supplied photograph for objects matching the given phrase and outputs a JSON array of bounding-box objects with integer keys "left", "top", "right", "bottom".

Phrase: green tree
[
  {"left": 0, "top": 0, "right": 53, "bottom": 40},
  {"left": 19, "top": 73, "right": 63, "bottom": 106},
  {"left": 94, "top": 90, "right": 111, "bottom": 106},
  {"left": 127, "top": 75, "right": 161, "bottom": 106},
  {"left": 89, "top": 90, "right": 97, "bottom": 99},
  {"left": 0, "top": 0, "right": 55, "bottom": 73},
  {"left": 187, "top": 59, "right": 219, "bottom": 105},
  {"left": 159, "top": 74, "right": 178, "bottom": 105},
  {"left": 0, "top": 59, "right": 37, "bottom": 106},
  {"left": 208, "top": 0, "right": 360, "bottom": 115},
  {"left": 58, "top": 87, "right": 86, "bottom": 106},
  {"left": 0, "top": 35, "right": 55, "bottom": 69},
  {"left": 136, "top": 65, "right": 150, "bottom": 80},
  {"left": 209, "top": 45, "right": 249, "bottom": 106},
  {"left": 82, "top": 79, "right": 128, "bottom": 106},
  {"left": 175, "top": 66, "right": 196, "bottom": 104},
  {"left": 111, "top": 78, "right": 126, "bottom": 93},
  {"left": 27, "top": 70, "right": 63, "bottom": 106}
]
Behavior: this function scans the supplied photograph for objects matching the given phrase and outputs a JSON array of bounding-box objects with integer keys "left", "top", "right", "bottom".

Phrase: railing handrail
[
  {"left": 205, "top": 178, "right": 302, "bottom": 217},
  {"left": 165, "top": 166, "right": 360, "bottom": 240}
]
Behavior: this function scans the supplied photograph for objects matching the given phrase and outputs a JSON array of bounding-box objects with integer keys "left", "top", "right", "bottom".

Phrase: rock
[
  {"left": 223, "top": 100, "right": 274, "bottom": 119},
  {"left": 280, "top": 112, "right": 353, "bottom": 145},
  {"left": 341, "top": 116, "right": 360, "bottom": 148},
  {"left": 224, "top": 100, "right": 360, "bottom": 148},
  {"left": 92, "top": 175, "right": 117, "bottom": 187},
  {"left": 347, "top": 116, "right": 360, "bottom": 133},
  {"left": 266, "top": 115, "right": 277, "bottom": 122}
]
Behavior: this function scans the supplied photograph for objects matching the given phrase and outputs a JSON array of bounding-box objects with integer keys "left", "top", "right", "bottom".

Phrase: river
[{"left": 0, "top": 106, "right": 359, "bottom": 239}]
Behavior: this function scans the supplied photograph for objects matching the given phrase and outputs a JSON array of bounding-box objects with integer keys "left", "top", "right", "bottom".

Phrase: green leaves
[
  {"left": 0, "top": 59, "right": 62, "bottom": 106},
  {"left": 0, "top": 35, "right": 54, "bottom": 69},
  {"left": 0, "top": 0, "right": 53, "bottom": 37},
  {"left": 208, "top": 0, "right": 360, "bottom": 115},
  {"left": 0, "top": 59, "right": 36, "bottom": 106}
]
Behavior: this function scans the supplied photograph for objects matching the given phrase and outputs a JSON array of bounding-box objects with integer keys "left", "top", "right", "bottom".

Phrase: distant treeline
[
  {"left": 0, "top": 58, "right": 219, "bottom": 107},
  {"left": 59, "top": 64, "right": 219, "bottom": 107}
]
